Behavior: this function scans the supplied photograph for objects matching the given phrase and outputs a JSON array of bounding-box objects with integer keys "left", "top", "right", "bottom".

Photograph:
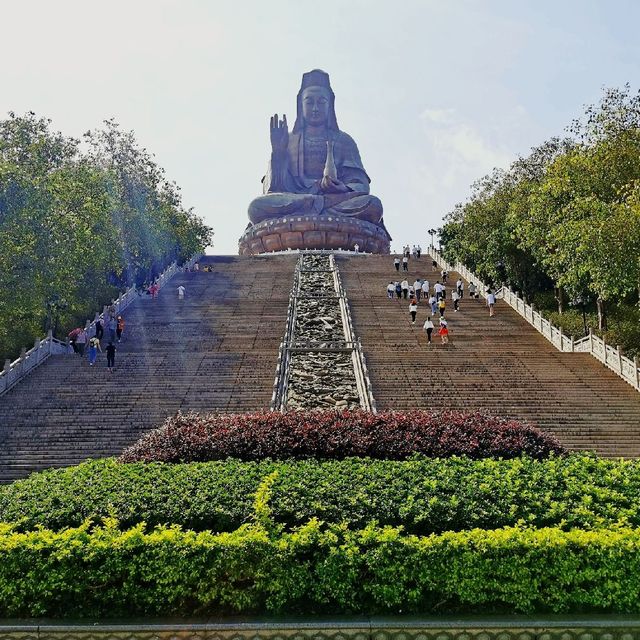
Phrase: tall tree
[{"left": 0, "top": 113, "right": 212, "bottom": 361}]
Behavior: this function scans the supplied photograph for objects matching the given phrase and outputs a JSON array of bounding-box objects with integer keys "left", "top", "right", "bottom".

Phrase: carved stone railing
[
  {"left": 0, "top": 331, "right": 70, "bottom": 396},
  {"left": 270, "top": 263, "right": 300, "bottom": 411},
  {"left": 1, "top": 616, "right": 640, "bottom": 640},
  {"left": 573, "top": 330, "right": 640, "bottom": 390},
  {"left": 331, "top": 254, "right": 377, "bottom": 413},
  {"left": 427, "top": 247, "right": 640, "bottom": 393},
  {"left": 271, "top": 253, "right": 376, "bottom": 412},
  {"left": 0, "top": 253, "right": 202, "bottom": 397}
]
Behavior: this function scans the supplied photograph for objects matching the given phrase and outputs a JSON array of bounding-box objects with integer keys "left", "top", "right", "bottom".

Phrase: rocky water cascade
[{"left": 271, "top": 253, "right": 375, "bottom": 412}]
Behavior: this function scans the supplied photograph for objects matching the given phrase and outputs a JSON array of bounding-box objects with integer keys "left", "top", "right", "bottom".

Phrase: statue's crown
[{"left": 301, "top": 69, "right": 332, "bottom": 91}]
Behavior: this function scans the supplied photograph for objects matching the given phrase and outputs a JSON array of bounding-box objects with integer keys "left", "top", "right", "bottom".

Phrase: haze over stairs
[
  {"left": 0, "top": 255, "right": 296, "bottom": 482},
  {"left": 337, "top": 254, "right": 640, "bottom": 457}
]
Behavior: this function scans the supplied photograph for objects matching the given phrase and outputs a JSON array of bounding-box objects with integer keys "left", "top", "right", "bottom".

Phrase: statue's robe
[{"left": 248, "top": 129, "right": 383, "bottom": 225}]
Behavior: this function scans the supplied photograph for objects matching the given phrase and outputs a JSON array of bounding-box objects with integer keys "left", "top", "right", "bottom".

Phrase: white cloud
[
  {"left": 387, "top": 106, "right": 526, "bottom": 238},
  {"left": 421, "top": 106, "right": 513, "bottom": 172},
  {"left": 420, "top": 108, "right": 456, "bottom": 124}
]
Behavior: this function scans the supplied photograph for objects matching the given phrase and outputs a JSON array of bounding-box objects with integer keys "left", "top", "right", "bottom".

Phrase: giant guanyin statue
[{"left": 238, "top": 69, "right": 391, "bottom": 254}]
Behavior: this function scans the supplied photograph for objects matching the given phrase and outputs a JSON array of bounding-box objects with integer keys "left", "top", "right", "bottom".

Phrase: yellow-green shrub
[{"left": 1, "top": 521, "right": 640, "bottom": 617}]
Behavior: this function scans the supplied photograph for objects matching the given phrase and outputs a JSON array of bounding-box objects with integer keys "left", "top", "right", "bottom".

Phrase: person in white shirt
[
  {"left": 434, "top": 281, "right": 443, "bottom": 299},
  {"left": 429, "top": 294, "right": 437, "bottom": 315},
  {"left": 487, "top": 289, "right": 496, "bottom": 316},
  {"left": 409, "top": 300, "right": 418, "bottom": 324},
  {"left": 469, "top": 282, "right": 478, "bottom": 299},
  {"left": 177, "top": 285, "right": 186, "bottom": 299},
  {"left": 402, "top": 256, "right": 409, "bottom": 271},
  {"left": 456, "top": 278, "right": 463, "bottom": 298},
  {"left": 452, "top": 290, "right": 460, "bottom": 311},
  {"left": 394, "top": 257, "right": 400, "bottom": 272},
  {"left": 422, "top": 280, "right": 430, "bottom": 298},
  {"left": 386, "top": 282, "right": 395, "bottom": 299},
  {"left": 354, "top": 243, "right": 359, "bottom": 253},
  {"left": 400, "top": 279, "right": 409, "bottom": 299},
  {"left": 413, "top": 280, "right": 422, "bottom": 301},
  {"left": 423, "top": 317, "right": 434, "bottom": 344},
  {"left": 75, "top": 328, "right": 88, "bottom": 357}
]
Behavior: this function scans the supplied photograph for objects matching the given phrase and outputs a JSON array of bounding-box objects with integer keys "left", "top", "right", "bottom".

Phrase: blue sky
[{"left": 2, "top": 0, "right": 639, "bottom": 253}]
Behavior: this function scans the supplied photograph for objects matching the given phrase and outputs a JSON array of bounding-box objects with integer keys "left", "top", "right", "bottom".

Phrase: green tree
[{"left": 0, "top": 113, "right": 212, "bottom": 362}]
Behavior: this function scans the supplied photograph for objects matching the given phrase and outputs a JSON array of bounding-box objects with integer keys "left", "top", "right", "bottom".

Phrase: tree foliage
[
  {"left": 0, "top": 112, "right": 212, "bottom": 361},
  {"left": 441, "top": 85, "right": 640, "bottom": 336}
]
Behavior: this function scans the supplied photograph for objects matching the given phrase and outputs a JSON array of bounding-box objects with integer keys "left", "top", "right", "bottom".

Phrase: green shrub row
[
  {"left": 2, "top": 454, "right": 640, "bottom": 534},
  {"left": 1, "top": 519, "right": 640, "bottom": 617}
]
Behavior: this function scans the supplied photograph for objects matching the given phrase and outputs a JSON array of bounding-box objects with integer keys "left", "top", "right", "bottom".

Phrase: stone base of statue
[{"left": 238, "top": 214, "right": 391, "bottom": 255}]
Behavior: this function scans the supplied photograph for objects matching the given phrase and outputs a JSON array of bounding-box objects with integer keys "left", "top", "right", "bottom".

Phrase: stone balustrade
[{"left": 1, "top": 617, "right": 640, "bottom": 640}]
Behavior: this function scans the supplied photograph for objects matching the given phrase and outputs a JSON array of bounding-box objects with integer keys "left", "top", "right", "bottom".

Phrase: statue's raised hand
[{"left": 270, "top": 114, "right": 289, "bottom": 153}]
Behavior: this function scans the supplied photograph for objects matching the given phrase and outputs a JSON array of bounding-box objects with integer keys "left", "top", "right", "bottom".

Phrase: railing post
[
  {"left": 570, "top": 335, "right": 575, "bottom": 353},
  {"left": 635, "top": 356, "right": 639, "bottom": 389},
  {"left": 17, "top": 347, "right": 26, "bottom": 376},
  {"left": 617, "top": 345, "right": 623, "bottom": 374},
  {"left": 1, "top": 359, "right": 9, "bottom": 394},
  {"left": 602, "top": 335, "right": 607, "bottom": 364},
  {"left": 589, "top": 328, "right": 594, "bottom": 353}
]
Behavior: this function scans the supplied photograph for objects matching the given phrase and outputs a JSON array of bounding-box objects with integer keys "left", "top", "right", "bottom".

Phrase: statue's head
[{"left": 293, "top": 69, "right": 339, "bottom": 133}]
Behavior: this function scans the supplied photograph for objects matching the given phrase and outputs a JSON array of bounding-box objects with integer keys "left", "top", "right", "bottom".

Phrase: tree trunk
[
  {"left": 596, "top": 297, "right": 607, "bottom": 331},
  {"left": 555, "top": 287, "right": 565, "bottom": 314}
]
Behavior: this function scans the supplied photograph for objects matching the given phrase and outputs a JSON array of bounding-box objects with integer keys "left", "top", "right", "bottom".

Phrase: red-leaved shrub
[{"left": 119, "top": 410, "right": 565, "bottom": 462}]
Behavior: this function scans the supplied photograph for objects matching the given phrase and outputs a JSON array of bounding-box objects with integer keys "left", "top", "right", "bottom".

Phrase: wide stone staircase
[
  {"left": 337, "top": 253, "right": 640, "bottom": 457},
  {"left": 0, "top": 255, "right": 296, "bottom": 482},
  {"left": 3, "top": 251, "right": 640, "bottom": 483}
]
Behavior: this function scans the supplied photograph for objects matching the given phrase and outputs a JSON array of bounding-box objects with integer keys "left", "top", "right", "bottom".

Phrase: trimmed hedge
[
  {"left": 119, "top": 410, "right": 565, "bottom": 462},
  {"left": 1, "top": 520, "right": 640, "bottom": 617},
  {"left": 2, "top": 454, "right": 640, "bottom": 534}
]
